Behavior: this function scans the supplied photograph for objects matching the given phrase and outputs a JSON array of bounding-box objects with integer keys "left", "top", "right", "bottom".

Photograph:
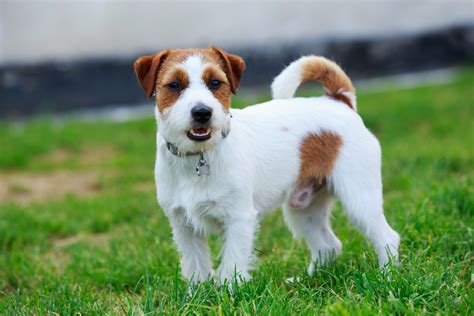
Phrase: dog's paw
[{"left": 307, "top": 245, "right": 342, "bottom": 275}]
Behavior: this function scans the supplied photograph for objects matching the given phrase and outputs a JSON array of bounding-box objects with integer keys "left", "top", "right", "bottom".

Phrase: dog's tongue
[{"left": 193, "top": 128, "right": 208, "bottom": 135}]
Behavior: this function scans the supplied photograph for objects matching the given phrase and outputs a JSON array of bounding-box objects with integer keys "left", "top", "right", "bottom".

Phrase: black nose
[{"left": 191, "top": 104, "right": 212, "bottom": 123}]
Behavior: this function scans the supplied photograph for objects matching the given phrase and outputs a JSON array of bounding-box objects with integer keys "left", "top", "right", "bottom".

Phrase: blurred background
[{"left": 1, "top": 0, "right": 473, "bottom": 118}]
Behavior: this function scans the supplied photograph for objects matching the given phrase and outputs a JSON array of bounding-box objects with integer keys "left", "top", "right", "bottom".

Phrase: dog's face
[{"left": 134, "top": 48, "right": 245, "bottom": 153}]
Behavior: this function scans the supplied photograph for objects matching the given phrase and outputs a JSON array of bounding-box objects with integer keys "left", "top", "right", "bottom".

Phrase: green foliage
[{"left": 0, "top": 68, "right": 473, "bottom": 314}]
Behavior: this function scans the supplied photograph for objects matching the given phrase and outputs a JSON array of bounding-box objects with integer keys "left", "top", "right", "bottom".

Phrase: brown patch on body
[
  {"left": 298, "top": 130, "right": 343, "bottom": 183},
  {"left": 289, "top": 131, "right": 342, "bottom": 208},
  {"left": 133, "top": 47, "right": 245, "bottom": 112},
  {"left": 301, "top": 57, "right": 355, "bottom": 109}
]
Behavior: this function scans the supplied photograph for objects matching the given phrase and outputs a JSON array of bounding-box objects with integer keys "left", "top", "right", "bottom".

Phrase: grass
[{"left": 0, "top": 68, "right": 473, "bottom": 314}]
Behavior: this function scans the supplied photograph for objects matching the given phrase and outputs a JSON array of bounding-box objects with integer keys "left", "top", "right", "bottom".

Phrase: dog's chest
[
  {"left": 156, "top": 167, "right": 235, "bottom": 233},
  {"left": 177, "top": 191, "right": 228, "bottom": 233}
]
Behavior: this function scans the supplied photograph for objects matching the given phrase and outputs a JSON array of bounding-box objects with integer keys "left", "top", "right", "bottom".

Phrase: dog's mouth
[{"left": 187, "top": 127, "right": 212, "bottom": 142}]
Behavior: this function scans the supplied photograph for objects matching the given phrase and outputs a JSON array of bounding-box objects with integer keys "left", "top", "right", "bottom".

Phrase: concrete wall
[{"left": 1, "top": 0, "right": 473, "bottom": 64}]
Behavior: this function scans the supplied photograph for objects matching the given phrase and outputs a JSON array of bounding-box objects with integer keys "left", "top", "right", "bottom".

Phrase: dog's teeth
[{"left": 190, "top": 129, "right": 210, "bottom": 136}]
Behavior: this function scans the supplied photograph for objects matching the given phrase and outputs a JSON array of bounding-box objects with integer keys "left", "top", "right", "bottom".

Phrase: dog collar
[
  {"left": 166, "top": 141, "right": 201, "bottom": 157},
  {"left": 164, "top": 120, "right": 231, "bottom": 176},
  {"left": 165, "top": 142, "right": 210, "bottom": 176}
]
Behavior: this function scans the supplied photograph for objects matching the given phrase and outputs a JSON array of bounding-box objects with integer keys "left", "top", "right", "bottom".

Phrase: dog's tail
[{"left": 271, "top": 56, "right": 356, "bottom": 110}]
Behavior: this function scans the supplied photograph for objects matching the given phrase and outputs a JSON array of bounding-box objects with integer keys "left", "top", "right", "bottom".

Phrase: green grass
[{"left": 1, "top": 68, "right": 473, "bottom": 314}]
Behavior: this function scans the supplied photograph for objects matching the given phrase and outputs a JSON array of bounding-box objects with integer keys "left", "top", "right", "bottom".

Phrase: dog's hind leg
[
  {"left": 283, "top": 188, "right": 342, "bottom": 275},
  {"left": 330, "top": 155, "right": 400, "bottom": 267}
]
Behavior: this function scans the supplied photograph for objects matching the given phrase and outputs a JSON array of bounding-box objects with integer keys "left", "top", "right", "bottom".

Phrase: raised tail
[{"left": 271, "top": 56, "right": 356, "bottom": 110}]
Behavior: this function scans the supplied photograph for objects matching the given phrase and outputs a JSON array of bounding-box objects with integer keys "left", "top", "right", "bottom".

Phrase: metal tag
[{"left": 196, "top": 154, "right": 210, "bottom": 176}]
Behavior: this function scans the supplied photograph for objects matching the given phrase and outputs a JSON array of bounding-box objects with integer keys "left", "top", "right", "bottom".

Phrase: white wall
[{"left": 1, "top": 0, "right": 473, "bottom": 64}]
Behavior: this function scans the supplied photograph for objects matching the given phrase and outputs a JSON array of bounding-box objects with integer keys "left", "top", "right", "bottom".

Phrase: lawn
[{"left": 0, "top": 68, "right": 473, "bottom": 314}]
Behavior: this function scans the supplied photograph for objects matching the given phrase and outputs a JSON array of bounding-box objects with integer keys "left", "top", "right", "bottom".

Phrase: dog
[{"left": 133, "top": 47, "right": 400, "bottom": 284}]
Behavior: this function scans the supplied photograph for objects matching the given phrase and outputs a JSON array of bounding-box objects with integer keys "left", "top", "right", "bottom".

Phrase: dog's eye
[
  {"left": 167, "top": 82, "right": 181, "bottom": 92},
  {"left": 209, "top": 80, "right": 222, "bottom": 90}
]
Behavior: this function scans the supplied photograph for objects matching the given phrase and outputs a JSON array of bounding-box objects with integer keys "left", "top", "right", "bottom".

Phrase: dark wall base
[{"left": 1, "top": 25, "right": 473, "bottom": 118}]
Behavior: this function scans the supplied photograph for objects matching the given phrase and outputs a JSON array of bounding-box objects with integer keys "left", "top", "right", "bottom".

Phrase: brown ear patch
[
  {"left": 134, "top": 50, "right": 169, "bottom": 98},
  {"left": 298, "top": 131, "right": 342, "bottom": 183},
  {"left": 211, "top": 47, "right": 246, "bottom": 94}
]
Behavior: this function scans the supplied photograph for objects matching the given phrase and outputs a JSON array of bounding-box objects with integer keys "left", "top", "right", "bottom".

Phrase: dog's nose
[{"left": 191, "top": 104, "right": 212, "bottom": 123}]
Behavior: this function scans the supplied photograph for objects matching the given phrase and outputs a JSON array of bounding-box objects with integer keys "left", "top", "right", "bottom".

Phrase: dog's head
[{"left": 134, "top": 47, "right": 245, "bottom": 153}]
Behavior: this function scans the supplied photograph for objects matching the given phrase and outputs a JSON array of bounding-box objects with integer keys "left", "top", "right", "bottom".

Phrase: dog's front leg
[
  {"left": 217, "top": 208, "right": 258, "bottom": 284},
  {"left": 168, "top": 212, "right": 213, "bottom": 283}
]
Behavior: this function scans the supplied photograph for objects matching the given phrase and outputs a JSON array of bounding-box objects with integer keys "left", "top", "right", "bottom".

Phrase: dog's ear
[
  {"left": 134, "top": 50, "right": 169, "bottom": 98},
  {"left": 211, "top": 47, "right": 246, "bottom": 94}
]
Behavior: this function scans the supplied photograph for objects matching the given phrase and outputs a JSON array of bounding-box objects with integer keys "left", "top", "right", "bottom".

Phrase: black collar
[{"left": 166, "top": 142, "right": 201, "bottom": 157}]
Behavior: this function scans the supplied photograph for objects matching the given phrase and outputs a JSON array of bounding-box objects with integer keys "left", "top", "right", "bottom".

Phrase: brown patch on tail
[
  {"left": 301, "top": 57, "right": 355, "bottom": 109},
  {"left": 298, "top": 131, "right": 342, "bottom": 184}
]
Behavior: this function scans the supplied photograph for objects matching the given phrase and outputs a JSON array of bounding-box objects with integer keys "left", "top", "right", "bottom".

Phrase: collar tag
[
  {"left": 165, "top": 141, "right": 210, "bottom": 176},
  {"left": 195, "top": 152, "right": 210, "bottom": 176}
]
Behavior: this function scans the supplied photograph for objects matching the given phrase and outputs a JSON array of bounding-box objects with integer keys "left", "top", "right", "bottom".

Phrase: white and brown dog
[{"left": 134, "top": 47, "right": 400, "bottom": 284}]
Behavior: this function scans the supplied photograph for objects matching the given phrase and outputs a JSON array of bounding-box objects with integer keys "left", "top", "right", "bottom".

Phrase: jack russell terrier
[{"left": 133, "top": 47, "right": 400, "bottom": 284}]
